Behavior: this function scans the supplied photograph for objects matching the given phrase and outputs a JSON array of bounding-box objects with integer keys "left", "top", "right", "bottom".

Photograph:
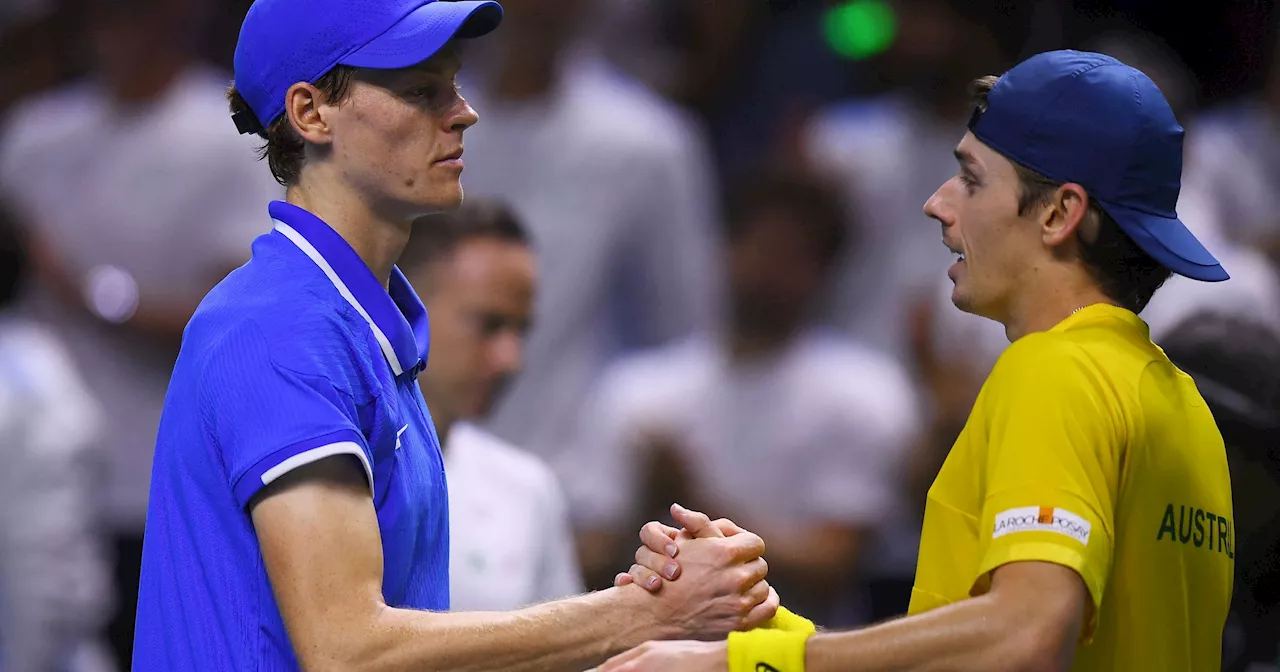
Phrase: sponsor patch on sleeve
[{"left": 992, "top": 506, "right": 1091, "bottom": 545}]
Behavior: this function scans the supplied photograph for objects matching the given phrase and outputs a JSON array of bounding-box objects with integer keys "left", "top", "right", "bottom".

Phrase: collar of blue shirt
[{"left": 267, "top": 200, "right": 430, "bottom": 378}]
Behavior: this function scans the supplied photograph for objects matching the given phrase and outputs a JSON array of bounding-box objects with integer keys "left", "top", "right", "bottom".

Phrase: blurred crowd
[{"left": 0, "top": 0, "right": 1278, "bottom": 671}]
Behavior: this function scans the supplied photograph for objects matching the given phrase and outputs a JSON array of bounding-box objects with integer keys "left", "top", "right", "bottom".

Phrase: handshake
[
  {"left": 611, "top": 502, "right": 780, "bottom": 636},
  {"left": 587, "top": 503, "right": 815, "bottom": 672}
]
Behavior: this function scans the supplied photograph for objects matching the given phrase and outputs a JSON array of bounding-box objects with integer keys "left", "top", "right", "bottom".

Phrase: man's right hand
[{"left": 622, "top": 504, "right": 779, "bottom": 638}]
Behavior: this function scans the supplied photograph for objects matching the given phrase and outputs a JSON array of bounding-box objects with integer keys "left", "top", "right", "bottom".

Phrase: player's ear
[
  {"left": 284, "top": 82, "right": 334, "bottom": 146},
  {"left": 1041, "top": 182, "right": 1089, "bottom": 248}
]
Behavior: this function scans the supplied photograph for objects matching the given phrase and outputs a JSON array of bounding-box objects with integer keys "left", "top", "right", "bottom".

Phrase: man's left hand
[{"left": 598, "top": 639, "right": 728, "bottom": 672}]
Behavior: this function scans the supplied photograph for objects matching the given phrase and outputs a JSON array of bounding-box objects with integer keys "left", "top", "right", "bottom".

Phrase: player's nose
[
  {"left": 449, "top": 97, "right": 479, "bottom": 133},
  {"left": 923, "top": 181, "right": 954, "bottom": 228}
]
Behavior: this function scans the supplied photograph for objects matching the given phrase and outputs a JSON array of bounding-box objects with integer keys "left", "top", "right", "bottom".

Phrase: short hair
[
  {"left": 721, "top": 167, "right": 851, "bottom": 268},
  {"left": 969, "top": 75, "right": 1172, "bottom": 313},
  {"left": 400, "top": 198, "right": 530, "bottom": 275},
  {"left": 1160, "top": 312, "right": 1280, "bottom": 457},
  {"left": 226, "top": 67, "right": 357, "bottom": 187},
  {"left": 0, "top": 200, "right": 27, "bottom": 310}
]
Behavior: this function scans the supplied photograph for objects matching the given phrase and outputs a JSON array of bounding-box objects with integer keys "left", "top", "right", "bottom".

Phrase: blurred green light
[{"left": 822, "top": 0, "right": 897, "bottom": 61}]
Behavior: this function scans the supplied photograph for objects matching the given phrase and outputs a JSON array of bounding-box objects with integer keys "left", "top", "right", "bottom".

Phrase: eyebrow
[{"left": 954, "top": 148, "right": 978, "bottom": 170}]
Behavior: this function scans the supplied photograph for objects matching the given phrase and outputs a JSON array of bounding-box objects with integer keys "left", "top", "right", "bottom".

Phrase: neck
[
  {"left": 999, "top": 268, "right": 1115, "bottom": 342},
  {"left": 286, "top": 173, "right": 412, "bottom": 286}
]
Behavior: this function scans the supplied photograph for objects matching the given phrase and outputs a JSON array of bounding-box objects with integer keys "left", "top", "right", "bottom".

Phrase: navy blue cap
[
  {"left": 232, "top": 0, "right": 503, "bottom": 135},
  {"left": 968, "top": 49, "right": 1228, "bottom": 282}
]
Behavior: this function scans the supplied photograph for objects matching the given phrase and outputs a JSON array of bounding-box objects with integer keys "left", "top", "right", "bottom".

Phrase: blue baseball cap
[
  {"left": 232, "top": 0, "right": 503, "bottom": 136},
  {"left": 967, "top": 49, "right": 1228, "bottom": 282}
]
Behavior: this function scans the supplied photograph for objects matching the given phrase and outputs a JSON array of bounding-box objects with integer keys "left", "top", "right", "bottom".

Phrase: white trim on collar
[{"left": 274, "top": 220, "right": 404, "bottom": 376}]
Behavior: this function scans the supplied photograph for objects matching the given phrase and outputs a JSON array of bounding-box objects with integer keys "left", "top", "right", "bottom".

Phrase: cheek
[{"left": 337, "top": 102, "right": 435, "bottom": 179}]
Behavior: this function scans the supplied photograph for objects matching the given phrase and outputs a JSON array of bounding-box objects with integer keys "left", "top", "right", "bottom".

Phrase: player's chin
[
  {"left": 950, "top": 285, "right": 975, "bottom": 313},
  {"left": 418, "top": 178, "right": 465, "bottom": 212}
]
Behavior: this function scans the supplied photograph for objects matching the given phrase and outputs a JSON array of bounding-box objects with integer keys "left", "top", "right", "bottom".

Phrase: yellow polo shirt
[{"left": 909, "top": 304, "right": 1234, "bottom": 671}]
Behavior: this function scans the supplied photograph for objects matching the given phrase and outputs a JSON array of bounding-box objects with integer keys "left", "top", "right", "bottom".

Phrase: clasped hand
[{"left": 599, "top": 503, "right": 779, "bottom": 671}]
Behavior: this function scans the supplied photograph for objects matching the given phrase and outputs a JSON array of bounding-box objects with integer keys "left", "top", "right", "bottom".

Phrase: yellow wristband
[
  {"left": 763, "top": 606, "right": 816, "bottom": 634},
  {"left": 728, "top": 628, "right": 811, "bottom": 672}
]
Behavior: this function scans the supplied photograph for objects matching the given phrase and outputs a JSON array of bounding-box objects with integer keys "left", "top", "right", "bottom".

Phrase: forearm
[
  {"left": 346, "top": 585, "right": 678, "bottom": 672},
  {"left": 804, "top": 595, "right": 1043, "bottom": 672}
]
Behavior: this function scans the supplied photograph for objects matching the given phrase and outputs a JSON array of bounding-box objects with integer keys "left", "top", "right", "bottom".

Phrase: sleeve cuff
[
  {"left": 973, "top": 541, "right": 1105, "bottom": 640},
  {"left": 233, "top": 429, "right": 372, "bottom": 508}
]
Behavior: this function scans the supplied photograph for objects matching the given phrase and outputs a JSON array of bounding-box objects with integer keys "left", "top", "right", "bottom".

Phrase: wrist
[
  {"left": 608, "top": 584, "right": 686, "bottom": 645},
  {"left": 764, "top": 606, "right": 817, "bottom": 634}
]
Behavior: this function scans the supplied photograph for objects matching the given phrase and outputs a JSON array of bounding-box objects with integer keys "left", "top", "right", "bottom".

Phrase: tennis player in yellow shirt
[{"left": 600, "top": 49, "right": 1236, "bottom": 672}]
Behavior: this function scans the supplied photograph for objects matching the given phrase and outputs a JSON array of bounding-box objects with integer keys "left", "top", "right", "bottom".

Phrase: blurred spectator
[
  {"left": 0, "top": 0, "right": 73, "bottom": 115},
  {"left": 0, "top": 204, "right": 114, "bottom": 672},
  {"left": 0, "top": 0, "right": 51, "bottom": 28},
  {"left": 0, "top": 0, "right": 282, "bottom": 665},
  {"left": 801, "top": 0, "right": 1012, "bottom": 363},
  {"left": 798, "top": 0, "right": 1012, "bottom": 614},
  {"left": 1180, "top": 22, "right": 1280, "bottom": 266},
  {"left": 401, "top": 200, "right": 584, "bottom": 611},
  {"left": 591, "top": 0, "right": 858, "bottom": 178},
  {"left": 1161, "top": 313, "right": 1280, "bottom": 672},
  {"left": 1087, "top": 26, "right": 1280, "bottom": 340},
  {"left": 562, "top": 168, "right": 921, "bottom": 623},
  {"left": 454, "top": 0, "right": 721, "bottom": 471}
]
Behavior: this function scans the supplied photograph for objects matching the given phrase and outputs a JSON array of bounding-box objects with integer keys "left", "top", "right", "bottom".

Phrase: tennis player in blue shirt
[{"left": 132, "top": 1, "right": 779, "bottom": 670}]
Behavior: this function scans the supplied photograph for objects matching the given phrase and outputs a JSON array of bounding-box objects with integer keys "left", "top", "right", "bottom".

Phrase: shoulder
[
  {"left": 0, "top": 319, "right": 91, "bottom": 405},
  {"left": 985, "top": 330, "right": 1128, "bottom": 408},
  {"left": 586, "top": 336, "right": 715, "bottom": 430},
  {"left": 795, "top": 331, "right": 919, "bottom": 415},
  {"left": 1183, "top": 99, "right": 1268, "bottom": 167},
  {"left": 596, "top": 336, "right": 713, "bottom": 397},
  {"left": 1, "top": 79, "right": 100, "bottom": 132},
  {"left": 991, "top": 331, "right": 1091, "bottom": 379},
  {"left": 0, "top": 80, "right": 100, "bottom": 159},
  {"left": 449, "top": 422, "right": 564, "bottom": 498},
  {"left": 166, "top": 67, "right": 273, "bottom": 162},
  {"left": 0, "top": 318, "right": 102, "bottom": 452},
  {"left": 187, "top": 253, "right": 370, "bottom": 391},
  {"left": 802, "top": 95, "right": 913, "bottom": 162}
]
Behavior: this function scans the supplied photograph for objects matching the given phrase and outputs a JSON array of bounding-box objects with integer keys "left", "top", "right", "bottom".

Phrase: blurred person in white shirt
[
  {"left": 0, "top": 205, "right": 114, "bottom": 672},
  {"left": 401, "top": 199, "right": 585, "bottom": 611},
  {"left": 794, "top": 8, "right": 1009, "bottom": 605},
  {"left": 1180, "top": 22, "right": 1280, "bottom": 265},
  {"left": 453, "top": 0, "right": 721, "bottom": 470},
  {"left": 0, "top": 0, "right": 283, "bottom": 665},
  {"left": 800, "top": 0, "right": 1012, "bottom": 365},
  {"left": 563, "top": 168, "right": 922, "bottom": 622}
]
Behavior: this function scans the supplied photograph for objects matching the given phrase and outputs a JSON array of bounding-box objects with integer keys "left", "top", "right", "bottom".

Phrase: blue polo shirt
[{"left": 133, "top": 201, "right": 450, "bottom": 671}]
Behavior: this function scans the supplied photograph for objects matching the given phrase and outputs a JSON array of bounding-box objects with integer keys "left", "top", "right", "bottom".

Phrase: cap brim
[
  {"left": 1099, "top": 199, "right": 1230, "bottom": 282},
  {"left": 339, "top": 1, "right": 503, "bottom": 70}
]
